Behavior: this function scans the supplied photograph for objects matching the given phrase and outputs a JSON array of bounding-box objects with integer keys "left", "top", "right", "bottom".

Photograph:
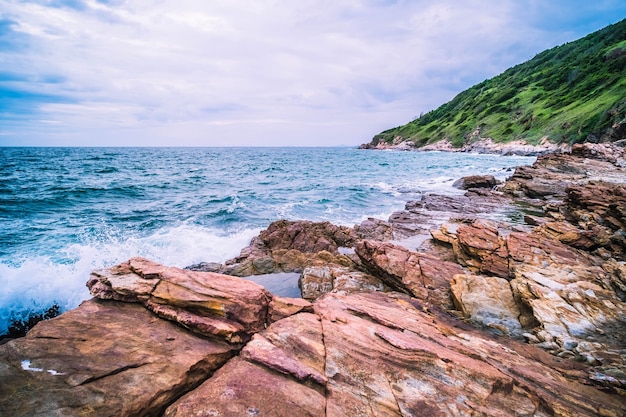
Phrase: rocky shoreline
[
  {"left": 1, "top": 142, "right": 625, "bottom": 416},
  {"left": 360, "top": 137, "right": 575, "bottom": 156}
]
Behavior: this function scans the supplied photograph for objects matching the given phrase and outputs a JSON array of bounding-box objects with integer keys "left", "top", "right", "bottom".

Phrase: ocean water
[{"left": 0, "top": 147, "right": 534, "bottom": 334}]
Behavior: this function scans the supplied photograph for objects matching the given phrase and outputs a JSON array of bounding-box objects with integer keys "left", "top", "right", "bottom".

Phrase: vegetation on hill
[{"left": 371, "top": 18, "right": 626, "bottom": 148}]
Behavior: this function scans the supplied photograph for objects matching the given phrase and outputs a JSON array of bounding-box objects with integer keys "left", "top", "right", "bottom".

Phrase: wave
[{"left": 0, "top": 224, "right": 259, "bottom": 335}]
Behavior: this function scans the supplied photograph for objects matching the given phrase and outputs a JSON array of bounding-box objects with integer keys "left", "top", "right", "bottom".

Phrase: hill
[{"left": 367, "top": 18, "right": 626, "bottom": 149}]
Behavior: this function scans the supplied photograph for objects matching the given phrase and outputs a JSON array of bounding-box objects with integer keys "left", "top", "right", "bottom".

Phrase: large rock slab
[
  {"left": 315, "top": 292, "right": 624, "bottom": 416},
  {"left": 0, "top": 299, "right": 236, "bottom": 417},
  {"left": 165, "top": 291, "right": 625, "bottom": 416},
  {"left": 88, "top": 257, "right": 272, "bottom": 343}
]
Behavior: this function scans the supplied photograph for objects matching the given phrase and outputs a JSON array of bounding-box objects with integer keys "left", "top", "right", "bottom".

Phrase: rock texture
[
  {"left": 452, "top": 174, "right": 498, "bottom": 190},
  {"left": 88, "top": 257, "right": 272, "bottom": 344},
  {"left": 0, "top": 299, "right": 237, "bottom": 417},
  {"left": 170, "top": 291, "right": 624, "bottom": 417}
]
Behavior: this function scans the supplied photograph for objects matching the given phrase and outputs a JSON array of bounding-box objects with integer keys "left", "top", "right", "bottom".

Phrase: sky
[{"left": 0, "top": 1, "right": 625, "bottom": 147}]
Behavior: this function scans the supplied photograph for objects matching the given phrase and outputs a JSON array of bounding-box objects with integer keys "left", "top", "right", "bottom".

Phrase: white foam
[
  {"left": 0, "top": 224, "right": 259, "bottom": 335},
  {"left": 21, "top": 359, "right": 65, "bottom": 375}
]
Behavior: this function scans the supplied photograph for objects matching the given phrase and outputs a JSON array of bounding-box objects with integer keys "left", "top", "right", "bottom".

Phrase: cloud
[{"left": 0, "top": 0, "right": 624, "bottom": 146}]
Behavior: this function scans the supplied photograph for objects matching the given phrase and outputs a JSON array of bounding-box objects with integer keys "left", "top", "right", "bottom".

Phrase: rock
[
  {"left": 220, "top": 220, "right": 358, "bottom": 276},
  {"left": 299, "top": 266, "right": 385, "bottom": 301},
  {"left": 0, "top": 299, "right": 236, "bottom": 417},
  {"left": 164, "top": 313, "right": 327, "bottom": 417},
  {"left": 450, "top": 274, "right": 523, "bottom": 337},
  {"left": 259, "top": 219, "right": 357, "bottom": 254},
  {"left": 537, "top": 221, "right": 598, "bottom": 249},
  {"left": 299, "top": 266, "right": 334, "bottom": 301},
  {"left": 353, "top": 217, "right": 394, "bottom": 241},
  {"left": 571, "top": 142, "right": 625, "bottom": 164},
  {"left": 354, "top": 240, "right": 463, "bottom": 307},
  {"left": 452, "top": 174, "right": 498, "bottom": 190},
  {"left": 435, "top": 220, "right": 510, "bottom": 278},
  {"left": 501, "top": 150, "right": 625, "bottom": 199},
  {"left": 314, "top": 292, "right": 624, "bottom": 416},
  {"left": 165, "top": 291, "right": 625, "bottom": 416},
  {"left": 565, "top": 182, "right": 626, "bottom": 257},
  {"left": 269, "top": 296, "right": 313, "bottom": 322},
  {"left": 460, "top": 138, "right": 570, "bottom": 156},
  {"left": 88, "top": 257, "right": 272, "bottom": 343}
]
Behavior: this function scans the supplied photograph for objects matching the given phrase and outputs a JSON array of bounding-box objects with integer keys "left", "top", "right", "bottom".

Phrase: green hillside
[{"left": 371, "top": 19, "right": 626, "bottom": 148}]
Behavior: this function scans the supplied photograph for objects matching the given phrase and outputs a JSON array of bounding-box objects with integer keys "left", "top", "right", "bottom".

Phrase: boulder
[
  {"left": 259, "top": 219, "right": 357, "bottom": 254},
  {"left": 220, "top": 220, "right": 358, "bottom": 276},
  {"left": 452, "top": 174, "right": 498, "bottom": 190},
  {"left": 88, "top": 257, "right": 272, "bottom": 343}
]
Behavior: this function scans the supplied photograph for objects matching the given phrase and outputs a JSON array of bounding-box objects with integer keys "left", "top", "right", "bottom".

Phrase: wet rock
[
  {"left": 452, "top": 174, "right": 498, "bottom": 190},
  {"left": 0, "top": 299, "right": 236, "bottom": 417},
  {"left": 259, "top": 219, "right": 357, "bottom": 254}
]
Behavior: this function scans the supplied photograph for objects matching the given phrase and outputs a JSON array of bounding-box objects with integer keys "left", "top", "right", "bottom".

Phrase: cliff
[
  {"left": 363, "top": 18, "right": 626, "bottom": 151},
  {"left": 1, "top": 143, "right": 625, "bottom": 416}
]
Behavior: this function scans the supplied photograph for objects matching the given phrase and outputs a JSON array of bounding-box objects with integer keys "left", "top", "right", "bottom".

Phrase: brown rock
[
  {"left": 260, "top": 219, "right": 357, "bottom": 254},
  {"left": 315, "top": 292, "right": 625, "bottom": 416},
  {"left": 164, "top": 313, "right": 326, "bottom": 417},
  {"left": 299, "top": 266, "right": 385, "bottom": 301},
  {"left": 501, "top": 150, "right": 625, "bottom": 199},
  {"left": 354, "top": 240, "right": 463, "bottom": 306},
  {"left": 0, "top": 299, "right": 236, "bottom": 417},
  {"left": 439, "top": 220, "right": 510, "bottom": 278},
  {"left": 220, "top": 220, "right": 358, "bottom": 276},
  {"left": 88, "top": 257, "right": 272, "bottom": 343},
  {"left": 269, "top": 296, "right": 313, "bottom": 322},
  {"left": 571, "top": 142, "right": 625, "bottom": 163},
  {"left": 452, "top": 174, "right": 498, "bottom": 190},
  {"left": 354, "top": 217, "right": 394, "bottom": 241},
  {"left": 166, "top": 291, "right": 625, "bottom": 416}
]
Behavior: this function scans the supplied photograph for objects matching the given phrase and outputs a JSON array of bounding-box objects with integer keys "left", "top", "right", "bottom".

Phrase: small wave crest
[{"left": 0, "top": 224, "right": 259, "bottom": 335}]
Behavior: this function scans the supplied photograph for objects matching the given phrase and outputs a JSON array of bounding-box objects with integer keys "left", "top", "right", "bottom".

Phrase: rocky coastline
[
  {"left": 360, "top": 137, "right": 578, "bottom": 156},
  {"left": 1, "top": 142, "right": 626, "bottom": 416}
]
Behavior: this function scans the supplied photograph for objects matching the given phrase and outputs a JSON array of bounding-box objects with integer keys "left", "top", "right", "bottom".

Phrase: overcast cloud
[{"left": 1, "top": 0, "right": 624, "bottom": 146}]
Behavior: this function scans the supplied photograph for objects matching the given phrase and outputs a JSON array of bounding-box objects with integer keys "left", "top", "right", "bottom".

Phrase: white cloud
[{"left": 0, "top": 0, "right": 624, "bottom": 146}]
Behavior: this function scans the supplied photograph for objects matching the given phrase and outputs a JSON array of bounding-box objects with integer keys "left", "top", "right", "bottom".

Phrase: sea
[{"left": 0, "top": 147, "right": 535, "bottom": 334}]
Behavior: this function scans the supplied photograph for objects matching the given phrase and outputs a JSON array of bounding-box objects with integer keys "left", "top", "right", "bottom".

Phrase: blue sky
[{"left": 0, "top": 1, "right": 625, "bottom": 146}]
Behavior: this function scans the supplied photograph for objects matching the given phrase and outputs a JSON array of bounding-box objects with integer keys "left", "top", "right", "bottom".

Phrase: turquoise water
[{"left": 0, "top": 147, "right": 534, "bottom": 333}]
